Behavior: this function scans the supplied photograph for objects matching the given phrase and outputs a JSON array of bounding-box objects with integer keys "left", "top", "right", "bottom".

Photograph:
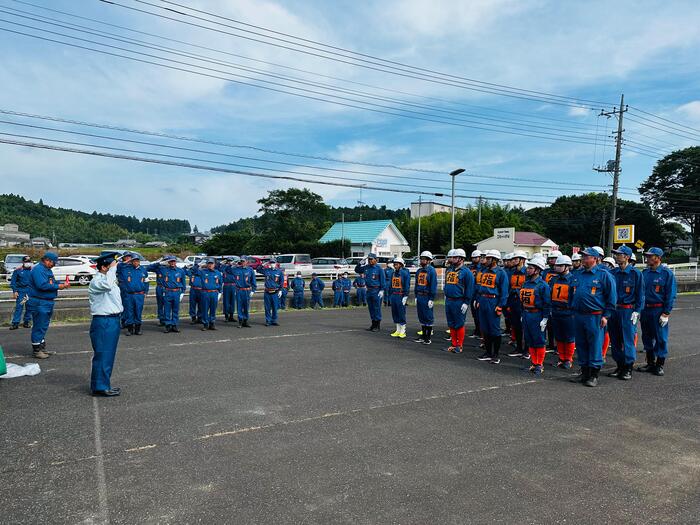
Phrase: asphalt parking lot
[{"left": 1, "top": 297, "right": 699, "bottom": 524}]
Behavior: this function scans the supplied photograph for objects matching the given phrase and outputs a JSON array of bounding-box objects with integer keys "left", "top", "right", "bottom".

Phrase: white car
[
  {"left": 51, "top": 256, "right": 97, "bottom": 286},
  {"left": 276, "top": 253, "right": 314, "bottom": 276}
]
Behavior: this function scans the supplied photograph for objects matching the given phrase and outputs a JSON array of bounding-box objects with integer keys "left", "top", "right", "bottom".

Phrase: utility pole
[
  {"left": 416, "top": 195, "right": 422, "bottom": 256},
  {"left": 341, "top": 212, "right": 345, "bottom": 258},
  {"left": 596, "top": 94, "right": 627, "bottom": 254},
  {"left": 477, "top": 196, "right": 483, "bottom": 225}
]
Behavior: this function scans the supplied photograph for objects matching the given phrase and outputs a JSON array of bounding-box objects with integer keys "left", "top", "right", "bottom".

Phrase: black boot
[
  {"left": 135, "top": 324, "right": 142, "bottom": 335},
  {"left": 201, "top": 323, "right": 209, "bottom": 331},
  {"left": 22, "top": 320, "right": 31, "bottom": 328},
  {"left": 9, "top": 324, "right": 19, "bottom": 330},
  {"left": 491, "top": 336, "right": 502, "bottom": 363},
  {"left": 423, "top": 326, "right": 432, "bottom": 345},
  {"left": 374, "top": 321, "right": 381, "bottom": 332},
  {"left": 653, "top": 357, "right": 665, "bottom": 376},
  {"left": 208, "top": 323, "right": 217, "bottom": 330},
  {"left": 414, "top": 325, "right": 426, "bottom": 343},
  {"left": 190, "top": 318, "right": 198, "bottom": 325},
  {"left": 171, "top": 325, "right": 180, "bottom": 333},
  {"left": 637, "top": 352, "right": 655, "bottom": 372},
  {"left": 584, "top": 367, "right": 599, "bottom": 387},
  {"left": 619, "top": 364, "right": 632, "bottom": 380},
  {"left": 607, "top": 362, "right": 622, "bottom": 377},
  {"left": 366, "top": 320, "right": 376, "bottom": 331},
  {"left": 164, "top": 325, "right": 172, "bottom": 333},
  {"left": 125, "top": 325, "right": 134, "bottom": 336},
  {"left": 570, "top": 366, "right": 588, "bottom": 383},
  {"left": 238, "top": 318, "right": 243, "bottom": 328},
  {"left": 243, "top": 319, "right": 251, "bottom": 328}
]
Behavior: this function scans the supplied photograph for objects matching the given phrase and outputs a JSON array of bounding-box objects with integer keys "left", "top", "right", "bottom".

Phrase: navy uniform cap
[
  {"left": 644, "top": 247, "right": 664, "bottom": 257},
  {"left": 42, "top": 252, "right": 59, "bottom": 262},
  {"left": 95, "top": 252, "right": 120, "bottom": 267},
  {"left": 367, "top": 253, "right": 377, "bottom": 259},
  {"left": 612, "top": 245, "right": 633, "bottom": 256}
]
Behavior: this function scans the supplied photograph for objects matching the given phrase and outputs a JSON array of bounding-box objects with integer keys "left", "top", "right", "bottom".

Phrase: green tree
[{"left": 639, "top": 146, "right": 700, "bottom": 255}]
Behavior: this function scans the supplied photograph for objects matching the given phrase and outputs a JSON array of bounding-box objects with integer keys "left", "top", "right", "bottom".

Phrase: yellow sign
[
  {"left": 614, "top": 224, "right": 635, "bottom": 243},
  {"left": 635, "top": 239, "right": 645, "bottom": 249}
]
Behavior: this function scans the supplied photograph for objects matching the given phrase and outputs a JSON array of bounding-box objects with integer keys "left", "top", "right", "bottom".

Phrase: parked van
[{"left": 276, "top": 254, "right": 313, "bottom": 275}]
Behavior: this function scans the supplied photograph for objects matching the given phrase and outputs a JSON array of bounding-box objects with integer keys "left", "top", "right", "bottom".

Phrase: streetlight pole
[
  {"left": 449, "top": 168, "right": 465, "bottom": 250},
  {"left": 417, "top": 195, "right": 422, "bottom": 256}
]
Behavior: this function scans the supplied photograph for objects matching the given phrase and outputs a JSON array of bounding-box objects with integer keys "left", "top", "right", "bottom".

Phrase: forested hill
[{"left": 0, "top": 194, "right": 190, "bottom": 243}]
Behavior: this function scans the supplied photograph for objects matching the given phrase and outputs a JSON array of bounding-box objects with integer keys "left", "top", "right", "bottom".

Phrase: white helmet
[
  {"left": 555, "top": 255, "right": 572, "bottom": 266},
  {"left": 603, "top": 256, "right": 616, "bottom": 267},
  {"left": 513, "top": 250, "right": 528, "bottom": 259},
  {"left": 393, "top": 257, "right": 405, "bottom": 266},
  {"left": 527, "top": 257, "right": 546, "bottom": 270},
  {"left": 571, "top": 253, "right": 582, "bottom": 261},
  {"left": 419, "top": 250, "right": 434, "bottom": 259},
  {"left": 592, "top": 246, "right": 605, "bottom": 258},
  {"left": 503, "top": 252, "right": 514, "bottom": 261},
  {"left": 630, "top": 252, "right": 637, "bottom": 261},
  {"left": 548, "top": 250, "right": 562, "bottom": 259},
  {"left": 486, "top": 249, "right": 501, "bottom": 260},
  {"left": 470, "top": 249, "right": 482, "bottom": 258},
  {"left": 447, "top": 248, "right": 459, "bottom": 257}
]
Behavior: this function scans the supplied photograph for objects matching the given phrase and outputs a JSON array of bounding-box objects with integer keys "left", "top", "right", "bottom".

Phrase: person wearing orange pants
[
  {"left": 519, "top": 256, "right": 551, "bottom": 376},
  {"left": 442, "top": 249, "right": 475, "bottom": 354},
  {"left": 550, "top": 255, "right": 576, "bottom": 369}
]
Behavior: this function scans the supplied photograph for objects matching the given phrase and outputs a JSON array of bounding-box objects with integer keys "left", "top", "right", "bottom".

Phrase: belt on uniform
[
  {"left": 202, "top": 289, "right": 219, "bottom": 293},
  {"left": 223, "top": 283, "right": 236, "bottom": 286},
  {"left": 416, "top": 291, "right": 431, "bottom": 296},
  {"left": 481, "top": 293, "right": 497, "bottom": 298},
  {"left": 265, "top": 289, "right": 279, "bottom": 293},
  {"left": 93, "top": 313, "right": 120, "bottom": 318},
  {"left": 391, "top": 292, "right": 404, "bottom": 295},
  {"left": 646, "top": 303, "right": 663, "bottom": 308},
  {"left": 191, "top": 286, "right": 201, "bottom": 290},
  {"left": 165, "top": 288, "right": 182, "bottom": 292},
  {"left": 577, "top": 310, "right": 603, "bottom": 315},
  {"left": 356, "top": 285, "right": 366, "bottom": 288},
  {"left": 616, "top": 304, "right": 634, "bottom": 309},
  {"left": 29, "top": 296, "right": 54, "bottom": 301},
  {"left": 552, "top": 304, "right": 569, "bottom": 309},
  {"left": 367, "top": 285, "right": 380, "bottom": 289},
  {"left": 523, "top": 308, "right": 540, "bottom": 312},
  {"left": 238, "top": 287, "right": 252, "bottom": 291},
  {"left": 128, "top": 291, "right": 145, "bottom": 295}
]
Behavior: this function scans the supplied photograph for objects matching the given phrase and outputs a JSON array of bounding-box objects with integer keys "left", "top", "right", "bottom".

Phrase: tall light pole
[
  {"left": 449, "top": 168, "right": 465, "bottom": 250},
  {"left": 416, "top": 195, "right": 422, "bottom": 256}
]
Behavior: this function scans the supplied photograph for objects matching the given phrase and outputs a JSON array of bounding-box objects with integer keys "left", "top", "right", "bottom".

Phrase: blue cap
[
  {"left": 312, "top": 272, "right": 317, "bottom": 276},
  {"left": 206, "top": 257, "right": 216, "bottom": 264},
  {"left": 122, "top": 251, "right": 133, "bottom": 258},
  {"left": 164, "top": 255, "right": 177, "bottom": 262},
  {"left": 644, "top": 247, "right": 664, "bottom": 257},
  {"left": 612, "top": 245, "right": 633, "bottom": 256},
  {"left": 42, "top": 252, "right": 59, "bottom": 262},
  {"left": 581, "top": 247, "right": 599, "bottom": 257},
  {"left": 368, "top": 253, "right": 377, "bottom": 259},
  {"left": 95, "top": 252, "right": 119, "bottom": 268}
]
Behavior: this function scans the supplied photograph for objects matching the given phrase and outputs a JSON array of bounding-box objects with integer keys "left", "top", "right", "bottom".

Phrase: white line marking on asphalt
[
  {"left": 124, "top": 444, "right": 157, "bottom": 453},
  {"left": 92, "top": 398, "right": 110, "bottom": 525}
]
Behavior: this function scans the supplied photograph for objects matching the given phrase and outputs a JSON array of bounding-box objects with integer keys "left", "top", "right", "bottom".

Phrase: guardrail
[{"left": 667, "top": 262, "right": 699, "bottom": 281}]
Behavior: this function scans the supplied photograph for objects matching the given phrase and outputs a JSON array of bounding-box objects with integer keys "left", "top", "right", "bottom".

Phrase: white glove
[
  {"left": 250, "top": 290, "right": 255, "bottom": 297},
  {"left": 360, "top": 258, "right": 368, "bottom": 266},
  {"left": 278, "top": 290, "right": 283, "bottom": 298},
  {"left": 630, "top": 311, "right": 639, "bottom": 325},
  {"left": 378, "top": 290, "right": 384, "bottom": 299},
  {"left": 540, "top": 318, "right": 548, "bottom": 331},
  {"left": 428, "top": 300, "right": 434, "bottom": 309},
  {"left": 179, "top": 293, "right": 184, "bottom": 302},
  {"left": 460, "top": 303, "right": 468, "bottom": 315},
  {"left": 659, "top": 314, "right": 669, "bottom": 327},
  {"left": 402, "top": 296, "right": 408, "bottom": 306}
]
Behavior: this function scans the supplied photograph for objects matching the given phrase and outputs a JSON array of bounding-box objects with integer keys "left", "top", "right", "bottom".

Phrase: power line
[
  {"left": 625, "top": 115, "right": 700, "bottom": 142},
  {"left": 628, "top": 106, "right": 700, "bottom": 136}
]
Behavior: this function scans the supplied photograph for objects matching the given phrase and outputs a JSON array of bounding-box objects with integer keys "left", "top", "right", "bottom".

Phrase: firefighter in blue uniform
[
  {"left": 571, "top": 253, "right": 583, "bottom": 275},
  {"left": 185, "top": 261, "right": 203, "bottom": 324},
  {"left": 332, "top": 276, "right": 343, "bottom": 307},
  {"left": 146, "top": 258, "right": 168, "bottom": 326},
  {"left": 159, "top": 256, "right": 187, "bottom": 333},
  {"left": 122, "top": 256, "right": 149, "bottom": 336},
  {"left": 222, "top": 257, "right": 238, "bottom": 322},
  {"left": 233, "top": 256, "right": 256, "bottom": 327},
  {"left": 116, "top": 252, "right": 133, "bottom": 328},
  {"left": 9, "top": 255, "right": 33, "bottom": 330},
  {"left": 340, "top": 272, "right": 352, "bottom": 307},
  {"left": 198, "top": 258, "right": 223, "bottom": 330},
  {"left": 261, "top": 259, "right": 284, "bottom": 326},
  {"left": 413, "top": 251, "right": 438, "bottom": 345},
  {"left": 519, "top": 256, "right": 551, "bottom": 375},
  {"left": 278, "top": 265, "right": 288, "bottom": 310},
  {"left": 549, "top": 255, "right": 576, "bottom": 368},
  {"left": 309, "top": 272, "right": 325, "bottom": 308},
  {"left": 570, "top": 247, "right": 617, "bottom": 387},
  {"left": 383, "top": 263, "right": 393, "bottom": 306},
  {"left": 506, "top": 250, "right": 527, "bottom": 358},
  {"left": 355, "top": 253, "right": 387, "bottom": 332},
  {"left": 468, "top": 250, "right": 483, "bottom": 338},
  {"left": 476, "top": 250, "right": 509, "bottom": 364},
  {"left": 443, "top": 249, "right": 475, "bottom": 353},
  {"left": 541, "top": 250, "right": 561, "bottom": 350},
  {"left": 608, "top": 245, "right": 644, "bottom": 380},
  {"left": 639, "top": 247, "right": 677, "bottom": 376},
  {"left": 353, "top": 274, "right": 367, "bottom": 306},
  {"left": 388, "top": 257, "right": 411, "bottom": 338},
  {"left": 28, "top": 252, "right": 70, "bottom": 358},
  {"left": 290, "top": 272, "right": 306, "bottom": 309}
]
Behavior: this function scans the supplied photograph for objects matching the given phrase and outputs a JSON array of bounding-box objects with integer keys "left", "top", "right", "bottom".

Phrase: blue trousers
[
  {"left": 478, "top": 296, "right": 502, "bottom": 337},
  {"left": 574, "top": 312, "right": 604, "bottom": 368},
  {"left": 507, "top": 297, "right": 521, "bottom": 333},
  {"left": 609, "top": 308, "right": 638, "bottom": 365},
  {"left": 189, "top": 288, "right": 200, "bottom": 320},
  {"left": 333, "top": 291, "right": 343, "bottom": 306},
  {"left": 641, "top": 307, "right": 668, "bottom": 359},
  {"left": 119, "top": 289, "right": 128, "bottom": 326},
  {"left": 470, "top": 301, "right": 480, "bottom": 333},
  {"left": 311, "top": 292, "right": 324, "bottom": 308},
  {"left": 522, "top": 310, "right": 546, "bottom": 348},
  {"left": 445, "top": 298, "right": 466, "bottom": 329},
  {"left": 28, "top": 297, "right": 54, "bottom": 345},
  {"left": 223, "top": 285, "right": 237, "bottom": 317},
  {"left": 12, "top": 290, "right": 31, "bottom": 325},
  {"left": 164, "top": 291, "right": 182, "bottom": 327},
  {"left": 342, "top": 292, "right": 350, "bottom": 307},
  {"left": 90, "top": 315, "right": 120, "bottom": 392},
  {"left": 264, "top": 292, "right": 279, "bottom": 323},
  {"left": 390, "top": 294, "right": 406, "bottom": 324},
  {"left": 279, "top": 290, "right": 287, "bottom": 310},
  {"left": 123, "top": 293, "right": 145, "bottom": 325},
  {"left": 199, "top": 291, "right": 218, "bottom": 324},
  {"left": 367, "top": 290, "right": 382, "bottom": 321},
  {"left": 356, "top": 288, "right": 367, "bottom": 305},
  {"left": 156, "top": 286, "right": 165, "bottom": 322},
  {"left": 552, "top": 313, "right": 575, "bottom": 343},
  {"left": 383, "top": 287, "right": 391, "bottom": 305},
  {"left": 236, "top": 289, "right": 251, "bottom": 320},
  {"left": 416, "top": 295, "right": 434, "bottom": 326},
  {"left": 293, "top": 292, "right": 304, "bottom": 309}
]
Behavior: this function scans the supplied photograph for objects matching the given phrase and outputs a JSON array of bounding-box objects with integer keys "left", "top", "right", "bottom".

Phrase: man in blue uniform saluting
[
  {"left": 28, "top": 252, "right": 70, "bottom": 359},
  {"left": 413, "top": 251, "right": 438, "bottom": 345},
  {"left": 570, "top": 247, "right": 617, "bottom": 387},
  {"left": 639, "top": 247, "right": 677, "bottom": 376},
  {"left": 355, "top": 253, "right": 387, "bottom": 332},
  {"left": 9, "top": 255, "right": 33, "bottom": 330}
]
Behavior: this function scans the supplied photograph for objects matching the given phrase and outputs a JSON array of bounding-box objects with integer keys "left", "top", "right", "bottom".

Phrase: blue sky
[{"left": 1, "top": 0, "right": 699, "bottom": 230}]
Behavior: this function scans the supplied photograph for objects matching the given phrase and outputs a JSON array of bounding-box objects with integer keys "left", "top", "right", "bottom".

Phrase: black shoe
[
  {"left": 570, "top": 366, "right": 588, "bottom": 383},
  {"left": 366, "top": 320, "right": 377, "bottom": 331},
  {"left": 9, "top": 324, "right": 19, "bottom": 330},
  {"left": 243, "top": 320, "right": 251, "bottom": 328},
  {"left": 238, "top": 319, "right": 243, "bottom": 328},
  {"left": 584, "top": 367, "right": 599, "bottom": 387},
  {"left": 159, "top": 320, "right": 166, "bottom": 326},
  {"left": 135, "top": 324, "right": 142, "bottom": 335},
  {"left": 423, "top": 339, "right": 432, "bottom": 345},
  {"left": 507, "top": 350, "right": 523, "bottom": 357},
  {"left": 126, "top": 325, "right": 134, "bottom": 336},
  {"left": 22, "top": 321, "right": 31, "bottom": 328},
  {"left": 607, "top": 367, "right": 621, "bottom": 378},
  {"left": 636, "top": 353, "right": 655, "bottom": 372},
  {"left": 171, "top": 326, "right": 180, "bottom": 333},
  {"left": 490, "top": 357, "right": 501, "bottom": 364},
  {"left": 653, "top": 358, "right": 665, "bottom": 376},
  {"left": 92, "top": 388, "right": 121, "bottom": 397},
  {"left": 271, "top": 322, "right": 280, "bottom": 326},
  {"left": 414, "top": 336, "right": 425, "bottom": 343},
  {"left": 190, "top": 318, "right": 198, "bottom": 325},
  {"left": 619, "top": 365, "right": 632, "bottom": 380},
  {"left": 208, "top": 323, "right": 217, "bottom": 330},
  {"left": 164, "top": 325, "right": 172, "bottom": 333},
  {"left": 201, "top": 323, "right": 209, "bottom": 331},
  {"left": 477, "top": 352, "right": 491, "bottom": 361}
]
